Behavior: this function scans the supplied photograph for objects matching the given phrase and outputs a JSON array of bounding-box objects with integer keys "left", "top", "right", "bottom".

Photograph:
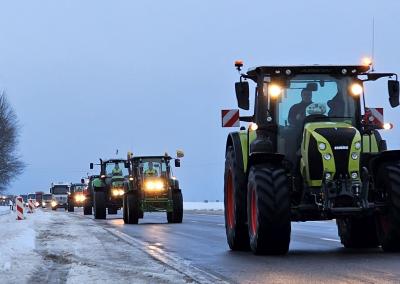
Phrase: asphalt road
[{"left": 75, "top": 210, "right": 400, "bottom": 283}]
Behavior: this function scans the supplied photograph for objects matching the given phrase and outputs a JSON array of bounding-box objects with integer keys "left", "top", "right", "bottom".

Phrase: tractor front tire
[
  {"left": 247, "top": 165, "right": 291, "bottom": 255},
  {"left": 93, "top": 189, "right": 106, "bottom": 219},
  {"left": 336, "top": 216, "right": 379, "bottom": 248},
  {"left": 126, "top": 192, "right": 139, "bottom": 224},
  {"left": 377, "top": 162, "right": 400, "bottom": 252},
  {"left": 83, "top": 205, "right": 92, "bottom": 215},
  {"left": 67, "top": 202, "right": 74, "bottom": 212},
  {"left": 167, "top": 191, "right": 183, "bottom": 223},
  {"left": 224, "top": 146, "right": 249, "bottom": 251}
]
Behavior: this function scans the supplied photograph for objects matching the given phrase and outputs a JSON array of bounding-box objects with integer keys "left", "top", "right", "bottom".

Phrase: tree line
[{"left": 0, "top": 91, "right": 25, "bottom": 193}]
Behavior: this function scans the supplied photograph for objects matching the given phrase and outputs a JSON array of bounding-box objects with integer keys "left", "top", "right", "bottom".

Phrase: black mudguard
[
  {"left": 369, "top": 150, "right": 400, "bottom": 182},
  {"left": 226, "top": 132, "right": 245, "bottom": 172}
]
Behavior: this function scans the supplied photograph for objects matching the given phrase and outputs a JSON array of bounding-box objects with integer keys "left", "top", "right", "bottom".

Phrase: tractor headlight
[
  {"left": 144, "top": 180, "right": 164, "bottom": 192},
  {"left": 351, "top": 153, "right": 359, "bottom": 160},
  {"left": 351, "top": 172, "right": 358, "bottom": 179},
  {"left": 112, "top": 189, "right": 124, "bottom": 196},
  {"left": 355, "top": 141, "right": 361, "bottom": 150},
  {"left": 51, "top": 201, "right": 57, "bottom": 207},
  {"left": 74, "top": 194, "right": 86, "bottom": 202},
  {"left": 323, "top": 153, "right": 331, "bottom": 160},
  {"left": 325, "top": 172, "right": 332, "bottom": 180},
  {"left": 318, "top": 142, "right": 326, "bottom": 150}
]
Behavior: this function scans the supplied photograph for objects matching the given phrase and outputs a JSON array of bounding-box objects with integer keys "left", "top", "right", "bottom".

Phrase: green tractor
[
  {"left": 223, "top": 61, "right": 400, "bottom": 255},
  {"left": 123, "top": 151, "right": 184, "bottom": 224},
  {"left": 89, "top": 159, "right": 128, "bottom": 219}
]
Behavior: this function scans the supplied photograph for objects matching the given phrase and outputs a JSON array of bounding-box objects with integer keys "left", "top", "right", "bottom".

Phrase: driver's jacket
[{"left": 144, "top": 169, "right": 158, "bottom": 177}]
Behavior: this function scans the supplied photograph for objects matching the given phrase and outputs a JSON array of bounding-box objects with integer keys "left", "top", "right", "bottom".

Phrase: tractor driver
[
  {"left": 144, "top": 162, "right": 158, "bottom": 177},
  {"left": 288, "top": 88, "right": 313, "bottom": 126},
  {"left": 112, "top": 163, "right": 123, "bottom": 176}
]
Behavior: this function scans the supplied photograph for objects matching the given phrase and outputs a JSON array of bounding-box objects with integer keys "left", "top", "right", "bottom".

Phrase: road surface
[{"left": 73, "top": 209, "right": 400, "bottom": 283}]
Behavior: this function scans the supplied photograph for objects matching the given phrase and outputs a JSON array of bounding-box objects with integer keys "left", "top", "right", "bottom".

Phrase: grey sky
[{"left": 1, "top": 0, "right": 399, "bottom": 200}]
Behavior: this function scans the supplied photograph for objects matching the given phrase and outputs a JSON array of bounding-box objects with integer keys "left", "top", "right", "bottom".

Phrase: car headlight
[{"left": 145, "top": 180, "right": 164, "bottom": 191}]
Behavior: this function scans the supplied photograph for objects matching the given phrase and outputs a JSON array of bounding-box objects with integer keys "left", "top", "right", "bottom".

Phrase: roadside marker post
[
  {"left": 16, "top": 196, "right": 24, "bottom": 220},
  {"left": 28, "top": 199, "right": 35, "bottom": 213}
]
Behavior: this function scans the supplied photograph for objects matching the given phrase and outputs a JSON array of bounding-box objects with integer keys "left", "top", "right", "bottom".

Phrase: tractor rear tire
[
  {"left": 224, "top": 146, "right": 249, "bottom": 251},
  {"left": 126, "top": 192, "right": 139, "bottom": 224},
  {"left": 93, "top": 189, "right": 106, "bottom": 219},
  {"left": 83, "top": 205, "right": 92, "bottom": 215},
  {"left": 247, "top": 165, "right": 291, "bottom": 255},
  {"left": 167, "top": 191, "right": 183, "bottom": 223},
  {"left": 123, "top": 194, "right": 128, "bottom": 224},
  {"left": 67, "top": 202, "right": 74, "bottom": 212},
  {"left": 336, "top": 216, "right": 379, "bottom": 248},
  {"left": 376, "top": 162, "right": 400, "bottom": 252}
]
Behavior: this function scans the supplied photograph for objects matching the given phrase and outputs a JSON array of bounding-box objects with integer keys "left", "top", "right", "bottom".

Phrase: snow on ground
[
  {"left": 0, "top": 209, "right": 190, "bottom": 284},
  {"left": 183, "top": 202, "right": 224, "bottom": 211},
  {"left": 0, "top": 210, "right": 43, "bottom": 283},
  {"left": 0, "top": 205, "right": 10, "bottom": 214}
]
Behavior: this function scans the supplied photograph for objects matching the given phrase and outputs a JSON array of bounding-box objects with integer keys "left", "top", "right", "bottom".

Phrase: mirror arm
[{"left": 240, "top": 116, "right": 254, "bottom": 122}]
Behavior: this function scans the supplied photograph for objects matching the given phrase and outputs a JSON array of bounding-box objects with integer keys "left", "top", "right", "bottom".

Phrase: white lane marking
[
  {"left": 217, "top": 224, "right": 225, "bottom": 226},
  {"left": 105, "top": 227, "right": 228, "bottom": 284},
  {"left": 320, "top": 237, "right": 340, "bottom": 242},
  {"left": 190, "top": 220, "right": 199, "bottom": 223}
]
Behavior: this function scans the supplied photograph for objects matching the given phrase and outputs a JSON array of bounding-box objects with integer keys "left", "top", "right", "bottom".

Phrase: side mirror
[
  {"left": 176, "top": 150, "right": 184, "bottom": 158},
  {"left": 175, "top": 159, "right": 181, "bottom": 168},
  {"left": 89, "top": 163, "right": 93, "bottom": 169},
  {"left": 235, "top": 81, "right": 249, "bottom": 110},
  {"left": 388, "top": 80, "right": 399, "bottom": 108},
  {"left": 80, "top": 178, "right": 85, "bottom": 184}
]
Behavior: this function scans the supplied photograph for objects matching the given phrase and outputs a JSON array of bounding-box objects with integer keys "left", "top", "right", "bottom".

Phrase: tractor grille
[{"left": 315, "top": 128, "right": 356, "bottom": 178}]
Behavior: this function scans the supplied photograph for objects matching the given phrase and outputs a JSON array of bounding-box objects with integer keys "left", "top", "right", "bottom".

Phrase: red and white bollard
[
  {"left": 16, "top": 196, "right": 24, "bottom": 220},
  {"left": 28, "top": 199, "right": 35, "bottom": 213}
]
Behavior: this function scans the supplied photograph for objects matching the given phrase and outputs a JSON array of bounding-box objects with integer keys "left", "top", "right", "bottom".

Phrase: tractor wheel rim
[
  {"left": 250, "top": 187, "right": 257, "bottom": 235},
  {"left": 226, "top": 170, "right": 234, "bottom": 229}
]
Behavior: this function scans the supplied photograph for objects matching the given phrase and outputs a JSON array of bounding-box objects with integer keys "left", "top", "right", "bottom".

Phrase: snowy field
[
  {"left": 0, "top": 210, "right": 191, "bottom": 283},
  {"left": 183, "top": 201, "right": 224, "bottom": 211}
]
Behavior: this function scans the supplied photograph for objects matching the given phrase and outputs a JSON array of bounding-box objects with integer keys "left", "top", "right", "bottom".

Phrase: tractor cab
[{"left": 222, "top": 60, "right": 400, "bottom": 255}]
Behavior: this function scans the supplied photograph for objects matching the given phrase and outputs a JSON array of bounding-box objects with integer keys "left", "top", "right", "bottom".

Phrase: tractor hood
[{"left": 301, "top": 122, "right": 361, "bottom": 187}]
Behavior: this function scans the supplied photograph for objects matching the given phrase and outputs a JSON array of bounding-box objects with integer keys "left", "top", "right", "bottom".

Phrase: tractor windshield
[
  {"left": 272, "top": 74, "right": 358, "bottom": 167},
  {"left": 275, "top": 75, "right": 357, "bottom": 127},
  {"left": 137, "top": 158, "right": 168, "bottom": 178},
  {"left": 105, "top": 162, "right": 128, "bottom": 176}
]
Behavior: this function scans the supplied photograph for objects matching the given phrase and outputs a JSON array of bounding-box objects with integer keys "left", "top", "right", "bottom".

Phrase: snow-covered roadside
[
  {"left": 0, "top": 205, "right": 10, "bottom": 215},
  {"left": 1, "top": 209, "right": 190, "bottom": 283},
  {"left": 0, "top": 210, "right": 43, "bottom": 282}
]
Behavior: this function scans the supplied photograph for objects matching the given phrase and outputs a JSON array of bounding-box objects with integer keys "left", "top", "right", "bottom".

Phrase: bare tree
[{"left": 0, "top": 91, "right": 25, "bottom": 193}]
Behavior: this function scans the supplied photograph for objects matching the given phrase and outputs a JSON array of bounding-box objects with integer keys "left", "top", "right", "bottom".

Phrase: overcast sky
[{"left": 1, "top": 0, "right": 399, "bottom": 200}]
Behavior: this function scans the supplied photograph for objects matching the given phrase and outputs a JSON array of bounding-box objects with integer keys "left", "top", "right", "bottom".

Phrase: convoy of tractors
[
  {"left": 25, "top": 59, "right": 400, "bottom": 256},
  {"left": 33, "top": 151, "right": 185, "bottom": 224}
]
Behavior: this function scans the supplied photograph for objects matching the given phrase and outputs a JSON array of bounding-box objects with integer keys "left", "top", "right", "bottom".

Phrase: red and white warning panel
[
  {"left": 221, "top": 109, "right": 240, "bottom": 127},
  {"left": 364, "top": 107, "right": 384, "bottom": 128},
  {"left": 16, "top": 196, "right": 24, "bottom": 220}
]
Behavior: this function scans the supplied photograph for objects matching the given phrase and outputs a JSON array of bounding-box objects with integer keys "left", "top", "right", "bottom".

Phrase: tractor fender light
[
  {"left": 250, "top": 123, "right": 258, "bottom": 131},
  {"left": 383, "top": 123, "right": 393, "bottom": 130}
]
